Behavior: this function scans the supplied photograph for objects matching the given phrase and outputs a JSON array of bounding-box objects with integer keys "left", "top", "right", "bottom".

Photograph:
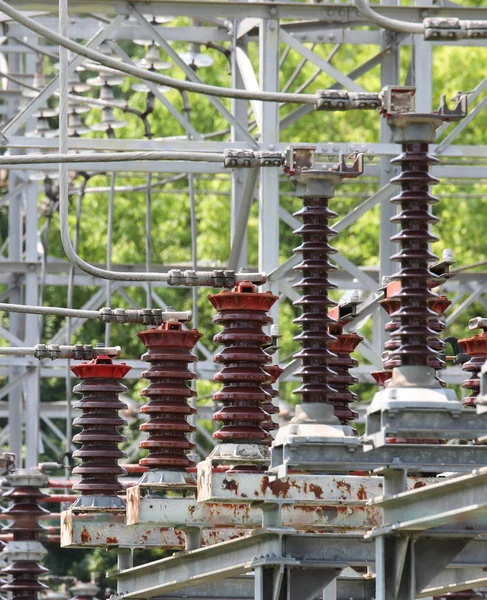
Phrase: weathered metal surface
[
  {"left": 61, "top": 509, "right": 250, "bottom": 549},
  {"left": 114, "top": 532, "right": 375, "bottom": 599},
  {"left": 197, "top": 463, "right": 383, "bottom": 504},
  {"left": 137, "top": 322, "right": 202, "bottom": 471}
]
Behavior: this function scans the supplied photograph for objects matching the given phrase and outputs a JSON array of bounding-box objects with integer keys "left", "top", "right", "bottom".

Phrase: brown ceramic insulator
[
  {"left": 208, "top": 282, "right": 278, "bottom": 443},
  {"left": 328, "top": 327, "right": 363, "bottom": 428},
  {"left": 388, "top": 143, "right": 444, "bottom": 369},
  {"left": 292, "top": 195, "right": 339, "bottom": 404},
  {"left": 371, "top": 369, "right": 392, "bottom": 388},
  {"left": 137, "top": 322, "right": 202, "bottom": 470},
  {"left": 261, "top": 364, "right": 283, "bottom": 438},
  {"left": 1, "top": 486, "right": 49, "bottom": 600},
  {"left": 380, "top": 293, "right": 401, "bottom": 370},
  {"left": 70, "top": 357, "right": 131, "bottom": 497},
  {"left": 458, "top": 325, "right": 487, "bottom": 408}
]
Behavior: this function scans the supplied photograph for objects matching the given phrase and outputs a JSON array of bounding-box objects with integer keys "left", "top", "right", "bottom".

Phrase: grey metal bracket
[
  {"left": 364, "top": 406, "right": 486, "bottom": 449},
  {"left": 270, "top": 437, "right": 487, "bottom": 477},
  {"left": 375, "top": 535, "right": 469, "bottom": 600},
  {"left": 367, "top": 466, "right": 487, "bottom": 535}
]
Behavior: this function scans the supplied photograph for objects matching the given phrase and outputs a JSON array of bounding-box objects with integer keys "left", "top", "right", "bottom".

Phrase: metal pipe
[{"left": 353, "top": 0, "right": 424, "bottom": 34}]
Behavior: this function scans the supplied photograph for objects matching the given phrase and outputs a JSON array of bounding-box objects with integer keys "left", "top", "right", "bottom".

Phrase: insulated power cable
[
  {"left": 353, "top": 0, "right": 424, "bottom": 34},
  {"left": 0, "top": 151, "right": 224, "bottom": 166},
  {"left": 0, "top": 302, "right": 192, "bottom": 321},
  {"left": 0, "top": 0, "right": 316, "bottom": 105}
]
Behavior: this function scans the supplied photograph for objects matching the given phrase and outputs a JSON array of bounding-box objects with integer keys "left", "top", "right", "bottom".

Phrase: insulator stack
[
  {"left": 371, "top": 369, "right": 392, "bottom": 389},
  {"left": 458, "top": 321, "right": 487, "bottom": 407},
  {"left": 380, "top": 282, "right": 401, "bottom": 371},
  {"left": 388, "top": 142, "right": 444, "bottom": 369},
  {"left": 0, "top": 470, "right": 49, "bottom": 600},
  {"left": 70, "top": 357, "right": 131, "bottom": 509},
  {"left": 292, "top": 194, "right": 339, "bottom": 405},
  {"left": 328, "top": 319, "right": 363, "bottom": 429},
  {"left": 261, "top": 364, "right": 283, "bottom": 438},
  {"left": 208, "top": 282, "right": 278, "bottom": 445},
  {"left": 137, "top": 322, "right": 202, "bottom": 472}
]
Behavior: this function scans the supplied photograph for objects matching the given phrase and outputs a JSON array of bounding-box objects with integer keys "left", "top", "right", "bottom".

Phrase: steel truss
[{"left": 0, "top": 2, "right": 486, "bottom": 482}]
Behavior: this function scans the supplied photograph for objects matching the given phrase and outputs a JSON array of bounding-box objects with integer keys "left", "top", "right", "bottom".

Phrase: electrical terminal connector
[{"left": 223, "top": 149, "right": 284, "bottom": 169}]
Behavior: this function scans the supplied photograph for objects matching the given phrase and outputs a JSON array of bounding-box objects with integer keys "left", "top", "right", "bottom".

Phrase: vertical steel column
[
  {"left": 414, "top": 0, "right": 433, "bottom": 113},
  {"left": 259, "top": 14, "right": 279, "bottom": 322},
  {"left": 24, "top": 181, "right": 41, "bottom": 468},
  {"left": 7, "top": 52, "right": 23, "bottom": 467},
  {"left": 378, "top": 0, "right": 400, "bottom": 352},
  {"left": 231, "top": 10, "right": 249, "bottom": 269}
]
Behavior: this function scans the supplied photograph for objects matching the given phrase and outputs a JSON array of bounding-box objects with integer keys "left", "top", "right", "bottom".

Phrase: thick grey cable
[
  {"left": 353, "top": 0, "right": 424, "bottom": 34},
  {"left": 0, "top": 151, "right": 224, "bottom": 166},
  {"left": 0, "top": 302, "right": 191, "bottom": 321},
  {"left": 0, "top": 0, "right": 316, "bottom": 105},
  {"left": 0, "top": 302, "right": 101, "bottom": 319}
]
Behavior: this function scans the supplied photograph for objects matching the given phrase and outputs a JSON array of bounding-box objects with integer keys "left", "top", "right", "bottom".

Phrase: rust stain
[
  {"left": 222, "top": 478, "right": 239, "bottom": 494},
  {"left": 260, "top": 476, "right": 291, "bottom": 498},
  {"left": 188, "top": 505, "right": 196, "bottom": 515},
  {"left": 335, "top": 480, "right": 352, "bottom": 496},
  {"left": 106, "top": 537, "right": 118, "bottom": 544},
  {"left": 413, "top": 481, "right": 426, "bottom": 489},
  {"left": 308, "top": 484, "right": 323, "bottom": 499},
  {"left": 357, "top": 484, "right": 367, "bottom": 500},
  {"left": 80, "top": 527, "right": 92, "bottom": 544}
]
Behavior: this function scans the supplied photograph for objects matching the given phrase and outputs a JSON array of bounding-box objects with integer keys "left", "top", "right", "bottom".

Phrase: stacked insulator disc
[
  {"left": 137, "top": 322, "right": 202, "bottom": 471},
  {"left": 328, "top": 326, "right": 362, "bottom": 429},
  {"left": 70, "top": 357, "right": 131, "bottom": 506},
  {"left": 208, "top": 282, "right": 278, "bottom": 444},
  {"left": 388, "top": 142, "right": 444, "bottom": 369},
  {"left": 458, "top": 323, "right": 487, "bottom": 407},
  {"left": 261, "top": 364, "right": 283, "bottom": 438},
  {"left": 1, "top": 472, "right": 49, "bottom": 600},
  {"left": 292, "top": 195, "right": 339, "bottom": 404}
]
